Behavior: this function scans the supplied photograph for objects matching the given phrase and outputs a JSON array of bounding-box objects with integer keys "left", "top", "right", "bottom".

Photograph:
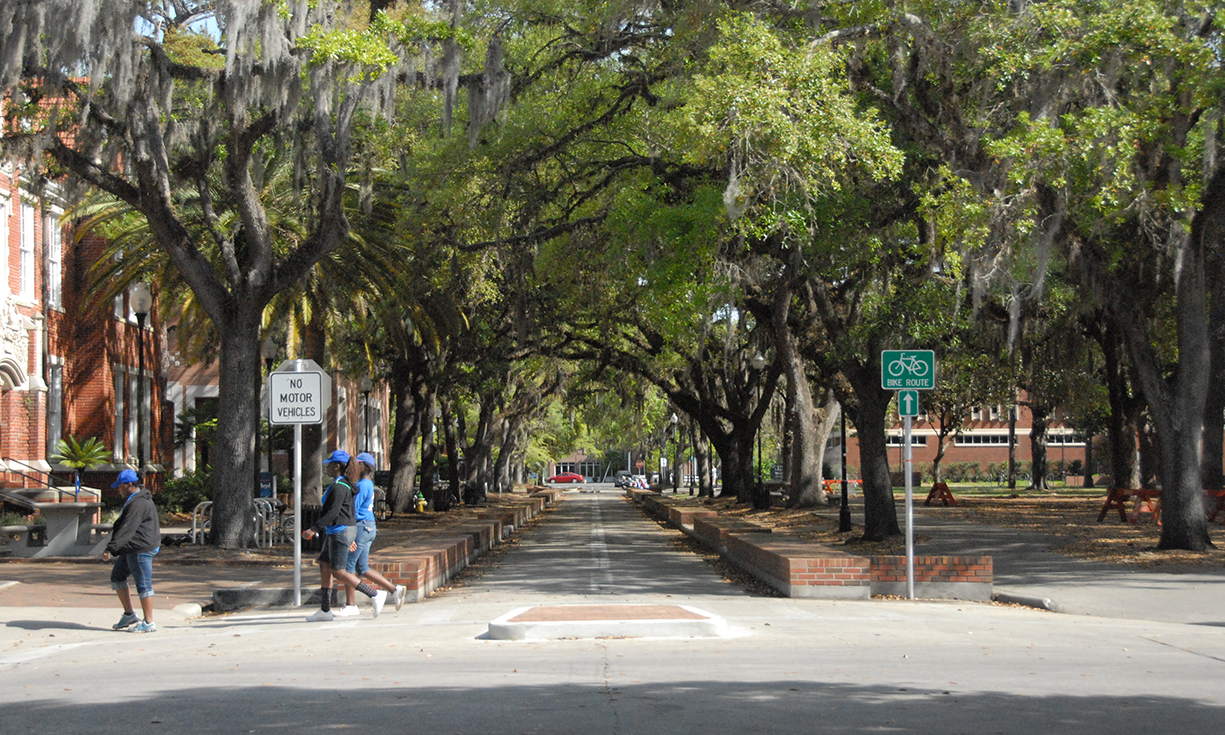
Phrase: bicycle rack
[
  {"left": 253, "top": 498, "right": 276, "bottom": 548},
  {"left": 190, "top": 501, "right": 213, "bottom": 544}
]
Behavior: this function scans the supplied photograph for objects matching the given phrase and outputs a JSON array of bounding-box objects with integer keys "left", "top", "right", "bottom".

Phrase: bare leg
[
  {"left": 139, "top": 595, "right": 154, "bottom": 623},
  {"left": 116, "top": 587, "right": 135, "bottom": 616},
  {"left": 361, "top": 568, "right": 397, "bottom": 593}
]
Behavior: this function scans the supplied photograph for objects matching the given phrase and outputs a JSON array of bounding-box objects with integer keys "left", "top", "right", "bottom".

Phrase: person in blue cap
[
  {"left": 103, "top": 469, "right": 161, "bottom": 633},
  {"left": 333, "top": 452, "right": 405, "bottom": 616},
  {"left": 302, "top": 450, "right": 387, "bottom": 621}
]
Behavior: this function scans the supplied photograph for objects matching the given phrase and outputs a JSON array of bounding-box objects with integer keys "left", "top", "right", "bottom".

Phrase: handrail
[{"left": 2, "top": 457, "right": 76, "bottom": 499}]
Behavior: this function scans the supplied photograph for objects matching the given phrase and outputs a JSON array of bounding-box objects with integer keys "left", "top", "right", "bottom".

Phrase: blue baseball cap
[
  {"left": 112, "top": 468, "right": 140, "bottom": 487},
  {"left": 323, "top": 450, "right": 351, "bottom": 466},
  {"left": 355, "top": 452, "right": 376, "bottom": 469}
]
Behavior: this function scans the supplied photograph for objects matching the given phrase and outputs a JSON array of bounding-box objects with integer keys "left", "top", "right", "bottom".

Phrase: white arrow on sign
[{"left": 898, "top": 389, "right": 920, "bottom": 417}]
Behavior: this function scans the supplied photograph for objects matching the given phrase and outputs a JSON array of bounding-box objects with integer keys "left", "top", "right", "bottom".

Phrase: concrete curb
[
  {"left": 486, "top": 604, "right": 729, "bottom": 641},
  {"left": 992, "top": 590, "right": 1062, "bottom": 612}
]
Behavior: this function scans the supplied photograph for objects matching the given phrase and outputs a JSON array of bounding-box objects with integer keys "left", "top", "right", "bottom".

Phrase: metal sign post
[
  {"left": 883, "top": 353, "right": 935, "bottom": 600},
  {"left": 269, "top": 359, "right": 331, "bottom": 607}
]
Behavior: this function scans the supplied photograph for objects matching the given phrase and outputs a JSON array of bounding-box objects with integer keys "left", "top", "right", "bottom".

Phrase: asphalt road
[{"left": 3, "top": 489, "right": 1224, "bottom": 734}]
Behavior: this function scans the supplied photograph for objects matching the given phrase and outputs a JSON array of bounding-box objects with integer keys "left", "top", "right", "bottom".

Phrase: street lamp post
[
  {"left": 670, "top": 412, "right": 679, "bottom": 493},
  {"left": 261, "top": 335, "right": 278, "bottom": 474},
  {"left": 359, "top": 377, "right": 373, "bottom": 453},
  {"left": 129, "top": 282, "right": 152, "bottom": 478},
  {"left": 839, "top": 406, "right": 852, "bottom": 532},
  {"left": 751, "top": 353, "right": 767, "bottom": 509}
]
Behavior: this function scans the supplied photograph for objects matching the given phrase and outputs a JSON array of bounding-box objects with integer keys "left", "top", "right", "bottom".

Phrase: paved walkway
[{"left": 3, "top": 489, "right": 1225, "bottom": 735}]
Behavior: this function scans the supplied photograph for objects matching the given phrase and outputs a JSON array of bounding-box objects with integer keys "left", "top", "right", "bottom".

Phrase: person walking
[
  {"left": 104, "top": 469, "right": 161, "bottom": 633},
  {"left": 334, "top": 452, "right": 405, "bottom": 616},
  {"left": 302, "top": 451, "right": 387, "bottom": 622}
]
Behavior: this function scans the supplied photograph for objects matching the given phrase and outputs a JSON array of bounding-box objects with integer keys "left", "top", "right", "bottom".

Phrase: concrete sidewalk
[{"left": 2, "top": 492, "right": 1223, "bottom": 627}]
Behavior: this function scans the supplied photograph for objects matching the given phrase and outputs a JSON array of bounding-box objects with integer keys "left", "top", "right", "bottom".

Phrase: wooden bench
[
  {"left": 924, "top": 482, "right": 957, "bottom": 507},
  {"left": 1097, "top": 488, "right": 1161, "bottom": 524}
]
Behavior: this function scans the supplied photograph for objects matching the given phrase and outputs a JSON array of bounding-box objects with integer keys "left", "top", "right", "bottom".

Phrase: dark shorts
[{"left": 317, "top": 526, "right": 356, "bottom": 570}]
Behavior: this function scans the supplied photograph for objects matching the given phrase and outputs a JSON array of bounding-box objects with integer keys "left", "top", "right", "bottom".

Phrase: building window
[
  {"left": 970, "top": 408, "right": 982, "bottom": 421},
  {"left": 20, "top": 201, "right": 36, "bottom": 301},
  {"left": 47, "top": 364, "right": 63, "bottom": 455},
  {"left": 45, "top": 213, "right": 62, "bottom": 309},
  {"left": 989, "top": 405, "right": 1001, "bottom": 421},
  {"left": 885, "top": 435, "right": 928, "bottom": 446},
  {"left": 1048, "top": 432, "right": 1085, "bottom": 446},
  {"left": 954, "top": 434, "right": 1011, "bottom": 446},
  {"left": 113, "top": 368, "right": 126, "bottom": 460}
]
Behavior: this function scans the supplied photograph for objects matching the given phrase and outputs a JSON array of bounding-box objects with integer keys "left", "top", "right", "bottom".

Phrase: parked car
[{"left": 546, "top": 472, "right": 585, "bottom": 483}]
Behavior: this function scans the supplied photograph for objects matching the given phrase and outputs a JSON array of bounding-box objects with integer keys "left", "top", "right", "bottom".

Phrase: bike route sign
[{"left": 881, "top": 350, "right": 936, "bottom": 390}]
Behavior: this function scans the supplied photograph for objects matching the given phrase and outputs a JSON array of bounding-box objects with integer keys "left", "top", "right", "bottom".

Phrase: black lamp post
[
  {"left": 360, "top": 377, "right": 373, "bottom": 453},
  {"left": 129, "top": 282, "right": 152, "bottom": 478},
  {"left": 751, "top": 353, "right": 767, "bottom": 509},
  {"left": 262, "top": 335, "right": 278, "bottom": 474},
  {"left": 669, "top": 412, "right": 679, "bottom": 493},
  {"left": 839, "top": 406, "right": 852, "bottom": 532}
]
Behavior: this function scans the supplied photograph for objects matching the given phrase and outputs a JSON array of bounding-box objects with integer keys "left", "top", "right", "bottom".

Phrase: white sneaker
[
  {"left": 306, "top": 609, "right": 334, "bottom": 622},
  {"left": 392, "top": 585, "right": 406, "bottom": 612},
  {"left": 371, "top": 589, "right": 387, "bottom": 618},
  {"left": 333, "top": 605, "right": 360, "bottom": 617}
]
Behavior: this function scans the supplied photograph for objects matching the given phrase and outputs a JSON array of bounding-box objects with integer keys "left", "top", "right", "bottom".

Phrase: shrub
[{"left": 156, "top": 469, "right": 213, "bottom": 513}]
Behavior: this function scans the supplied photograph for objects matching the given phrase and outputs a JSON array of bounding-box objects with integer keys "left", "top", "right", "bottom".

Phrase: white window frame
[
  {"left": 20, "top": 201, "right": 36, "bottom": 301},
  {"left": 954, "top": 433, "right": 1012, "bottom": 446},
  {"left": 113, "top": 367, "right": 126, "bottom": 460},
  {"left": 46, "top": 362, "right": 63, "bottom": 455},
  {"left": 45, "top": 210, "right": 62, "bottom": 309}
]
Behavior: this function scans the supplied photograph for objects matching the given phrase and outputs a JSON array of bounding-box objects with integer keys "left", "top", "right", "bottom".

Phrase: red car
[{"left": 546, "top": 472, "right": 585, "bottom": 483}]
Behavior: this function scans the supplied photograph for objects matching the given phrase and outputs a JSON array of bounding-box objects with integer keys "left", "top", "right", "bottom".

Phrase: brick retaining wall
[{"left": 628, "top": 490, "right": 992, "bottom": 602}]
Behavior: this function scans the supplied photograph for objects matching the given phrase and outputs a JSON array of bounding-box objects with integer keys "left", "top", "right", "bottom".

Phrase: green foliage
[
  {"left": 51, "top": 436, "right": 110, "bottom": 471},
  {"left": 156, "top": 470, "right": 213, "bottom": 514}
]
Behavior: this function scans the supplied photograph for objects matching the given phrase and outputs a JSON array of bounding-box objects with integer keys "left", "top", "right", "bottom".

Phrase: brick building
[{"left": 0, "top": 165, "right": 160, "bottom": 494}]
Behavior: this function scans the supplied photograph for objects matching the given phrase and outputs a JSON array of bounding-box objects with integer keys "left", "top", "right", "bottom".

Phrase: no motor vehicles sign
[{"left": 269, "top": 371, "right": 326, "bottom": 425}]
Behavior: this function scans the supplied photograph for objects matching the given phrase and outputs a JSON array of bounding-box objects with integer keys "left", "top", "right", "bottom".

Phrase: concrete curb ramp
[{"left": 486, "top": 604, "right": 728, "bottom": 640}]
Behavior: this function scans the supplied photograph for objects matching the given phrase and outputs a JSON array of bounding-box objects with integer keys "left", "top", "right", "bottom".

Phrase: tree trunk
[
  {"left": 1029, "top": 409, "right": 1049, "bottom": 491},
  {"left": 1202, "top": 213, "right": 1225, "bottom": 490},
  {"left": 299, "top": 312, "right": 327, "bottom": 504},
  {"left": 1122, "top": 227, "right": 1214, "bottom": 551},
  {"left": 846, "top": 364, "right": 901, "bottom": 541},
  {"left": 388, "top": 360, "right": 426, "bottom": 513},
  {"left": 692, "top": 423, "right": 713, "bottom": 497},
  {"left": 208, "top": 315, "right": 260, "bottom": 548},
  {"left": 418, "top": 393, "right": 438, "bottom": 504},
  {"left": 772, "top": 290, "right": 825, "bottom": 508}
]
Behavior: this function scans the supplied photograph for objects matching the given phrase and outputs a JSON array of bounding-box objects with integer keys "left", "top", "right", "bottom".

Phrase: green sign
[
  {"left": 897, "top": 390, "right": 920, "bottom": 417},
  {"left": 881, "top": 350, "right": 935, "bottom": 390}
]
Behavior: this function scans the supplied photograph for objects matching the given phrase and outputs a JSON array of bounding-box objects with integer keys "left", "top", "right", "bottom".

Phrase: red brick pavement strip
[
  {"left": 507, "top": 605, "right": 707, "bottom": 623},
  {"left": 0, "top": 561, "right": 297, "bottom": 610}
]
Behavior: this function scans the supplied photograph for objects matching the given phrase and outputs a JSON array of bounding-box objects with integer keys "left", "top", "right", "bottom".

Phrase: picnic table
[
  {"left": 822, "top": 479, "right": 862, "bottom": 497},
  {"left": 1098, "top": 487, "right": 1225, "bottom": 525},
  {"left": 1097, "top": 488, "right": 1161, "bottom": 524},
  {"left": 924, "top": 482, "right": 957, "bottom": 507}
]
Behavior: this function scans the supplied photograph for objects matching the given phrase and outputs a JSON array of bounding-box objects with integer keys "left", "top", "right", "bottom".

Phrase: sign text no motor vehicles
[{"left": 269, "top": 372, "right": 325, "bottom": 425}]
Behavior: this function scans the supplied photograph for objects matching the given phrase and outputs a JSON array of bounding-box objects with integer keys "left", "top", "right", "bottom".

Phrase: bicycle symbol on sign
[{"left": 888, "top": 353, "right": 930, "bottom": 378}]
